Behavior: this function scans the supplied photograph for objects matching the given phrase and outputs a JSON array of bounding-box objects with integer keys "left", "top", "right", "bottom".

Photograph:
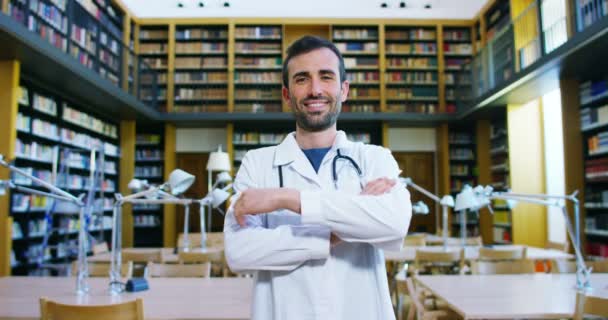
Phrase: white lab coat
[{"left": 224, "top": 131, "right": 412, "bottom": 320}]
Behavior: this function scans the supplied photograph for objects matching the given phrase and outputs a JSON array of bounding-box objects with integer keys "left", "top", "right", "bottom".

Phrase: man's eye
[{"left": 295, "top": 77, "right": 307, "bottom": 83}]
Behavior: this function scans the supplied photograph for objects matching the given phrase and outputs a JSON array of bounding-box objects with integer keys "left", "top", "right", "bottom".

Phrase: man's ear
[
  {"left": 282, "top": 87, "right": 291, "bottom": 104},
  {"left": 340, "top": 80, "right": 350, "bottom": 102}
]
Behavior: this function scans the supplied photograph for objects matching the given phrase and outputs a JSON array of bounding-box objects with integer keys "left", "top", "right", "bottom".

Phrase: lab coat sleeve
[
  {"left": 224, "top": 151, "right": 331, "bottom": 273},
  {"left": 300, "top": 146, "right": 411, "bottom": 251}
]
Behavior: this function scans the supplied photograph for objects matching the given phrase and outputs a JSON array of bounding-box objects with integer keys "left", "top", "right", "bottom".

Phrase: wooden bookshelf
[
  {"left": 10, "top": 80, "right": 119, "bottom": 275},
  {"left": 233, "top": 25, "right": 283, "bottom": 113},
  {"left": 332, "top": 25, "right": 381, "bottom": 113},
  {"left": 489, "top": 116, "right": 513, "bottom": 244},
  {"left": 138, "top": 24, "right": 169, "bottom": 111},
  {"left": 133, "top": 127, "right": 164, "bottom": 247},
  {"left": 173, "top": 24, "right": 229, "bottom": 113},
  {"left": 448, "top": 125, "right": 480, "bottom": 237},
  {"left": 442, "top": 26, "right": 473, "bottom": 113},
  {"left": 579, "top": 78, "right": 608, "bottom": 258},
  {"left": 384, "top": 26, "right": 439, "bottom": 114}
]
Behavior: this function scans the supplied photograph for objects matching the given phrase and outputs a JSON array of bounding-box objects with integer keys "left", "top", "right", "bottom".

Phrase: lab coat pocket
[{"left": 266, "top": 209, "right": 301, "bottom": 228}]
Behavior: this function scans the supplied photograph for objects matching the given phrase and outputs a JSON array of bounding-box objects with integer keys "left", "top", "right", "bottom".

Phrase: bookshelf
[
  {"left": 234, "top": 25, "right": 283, "bottom": 113},
  {"left": 332, "top": 25, "right": 380, "bottom": 113},
  {"left": 173, "top": 24, "right": 229, "bottom": 113},
  {"left": 133, "top": 128, "right": 164, "bottom": 247},
  {"left": 448, "top": 125, "right": 479, "bottom": 237},
  {"left": 443, "top": 26, "right": 473, "bottom": 113},
  {"left": 232, "top": 126, "right": 290, "bottom": 174},
  {"left": 484, "top": 0, "right": 515, "bottom": 88},
  {"left": 138, "top": 24, "right": 169, "bottom": 111},
  {"left": 575, "top": 0, "right": 608, "bottom": 32},
  {"left": 8, "top": 0, "right": 68, "bottom": 53},
  {"left": 11, "top": 81, "right": 119, "bottom": 275},
  {"left": 489, "top": 117, "right": 512, "bottom": 244},
  {"left": 579, "top": 78, "right": 608, "bottom": 258},
  {"left": 384, "top": 26, "right": 439, "bottom": 114}
]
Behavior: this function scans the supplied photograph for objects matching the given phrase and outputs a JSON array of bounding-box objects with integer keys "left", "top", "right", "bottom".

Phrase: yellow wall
[
  {"left": 163, "top": 124, "right": 177, "bottom": 247},
  {"left": 507, "top": 100, "right": 547, "bottom": 247},
  {"left": 510, "top": 0, "right": 540, "bottom": 70},
  {"left": 0, "top": 60, "right": 20, "bottom": 275},
  {"left": 119, "top": 121, "right": 136, "bottom": 247}
]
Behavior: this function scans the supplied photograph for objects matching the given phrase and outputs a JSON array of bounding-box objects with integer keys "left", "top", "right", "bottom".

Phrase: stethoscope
[{"left": 277, "top": 149, "right": 364, "bottom": 190}]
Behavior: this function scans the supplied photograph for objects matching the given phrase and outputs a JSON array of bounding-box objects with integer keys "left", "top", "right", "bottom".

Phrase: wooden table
[
  {"left": 415, "top": 273, "right": 608, "bottom": 319},
  {"left": 0, "top": 276, "right": 253, "bottom": 319},
  {"left": 384, "top": 245, "right": 573, "bottom": 262},
  {"left": 89, "top": 247, "right": 224, "bottom": 263}
]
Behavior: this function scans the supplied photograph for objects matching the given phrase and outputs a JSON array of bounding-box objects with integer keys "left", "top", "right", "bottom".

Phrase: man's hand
[
  {"left": 330, "top": 233, "right": 343, "bottom": 248},
  {"left": 360, "top": 177, "right": 397, "bottom": 196},
  {"left": 233, "top": 188, "right": 300, "bottom": 226}
]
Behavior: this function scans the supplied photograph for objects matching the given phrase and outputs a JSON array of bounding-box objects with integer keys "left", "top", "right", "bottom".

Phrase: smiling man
[{"left": 224, "top": 36, "right": 412, "bottom": 320}]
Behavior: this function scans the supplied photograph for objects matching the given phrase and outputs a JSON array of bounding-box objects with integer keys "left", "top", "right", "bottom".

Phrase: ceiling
[{"left": 121, "top": 0, "right": 487, "bottom": 19}]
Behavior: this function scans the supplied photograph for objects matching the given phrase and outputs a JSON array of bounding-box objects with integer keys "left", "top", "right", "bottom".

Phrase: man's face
[{"left": 282, "top": 48, "right": 349, "bottom": 132}]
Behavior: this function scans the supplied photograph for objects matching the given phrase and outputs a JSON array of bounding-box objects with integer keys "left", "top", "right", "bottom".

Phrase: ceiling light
[
  {"left": 223, "top": 1, "right": 230, "bottom": 7},
  {"left": 198, "top": 1, "right": 204, "bottom": 7},
  {"left": 380, "top": 2, "right": 388, "bottom": 8},
  {"left": 177, "top": 1, "right": 184, "bottom": 8},
  {"left": 424, "top": 3, "right": 432, "bottom": 9},
  {"left": 399, "top": 1, "right": 406, "bottom": 8}
]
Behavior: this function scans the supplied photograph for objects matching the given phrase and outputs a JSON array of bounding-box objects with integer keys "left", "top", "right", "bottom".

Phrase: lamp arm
[
  {"left": 489, "top": 193, "right": 560, "bottom": 207},
  {"left": 402, "top": 179, "right": 441, "bottom": 203},
  {"left": 0, "top": 158, "right": 82, "bottom": 205},
  {"left": 123, "top": 198, "right": 193, "bottom": 205},
  {"left": 499, "top": 190, "right": 579, "bottom": 201},
  {"left": 9, "top": 182, "right": 80, "bottom": 203},
  {"left": 119, "top": 184, "right": 167, "bottom": 201}
]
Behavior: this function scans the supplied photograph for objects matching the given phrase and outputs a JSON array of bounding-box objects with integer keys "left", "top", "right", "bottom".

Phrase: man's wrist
[{"left": 278, "top": 188, "right": 301, "bottom": 214}]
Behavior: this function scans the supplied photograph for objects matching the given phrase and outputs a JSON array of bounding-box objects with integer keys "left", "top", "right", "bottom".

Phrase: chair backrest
[
  {"left": 574, "top": 292, "right": 608, "bottom": 320},
  {"left": 478, "top": 246, "right": 527, "bottom": 260},
  {"left": 178, "top": 250, "right": 223, "bottom": 264},
  {"left": 146, "top": 262, "right": 210, "bottom": 278},
  {"left": 551, "top": 259, "right": 608, "bottom": 273},
  {"left": 40, "top": 297, "right": 144, "bottom": 320},
  {"left": 177, "top": 232, "right": 224, "bottom": 249},
  {"left": 414, "top": 248, "right": 465, "bottom": 275},
  {"left": 71, "top": 261, "right": 133, "bottom": 278},
  {"left": 404, "top": 235, "right": 426, "bottom": 246},
  {"left": 92, "top": 242, "right": 109, "bottom": 255},
  {"left": 444, "top": 236, "right": 482, "bottom": 246},
  {"left": 546, "top": 240, "right": 569, "bottom": 252},
  {"left": 471, "top": 259, "right": 536, "bottom": 275},
  {"left": 122, "top": 249, "right": 163, "bottom": 264}
]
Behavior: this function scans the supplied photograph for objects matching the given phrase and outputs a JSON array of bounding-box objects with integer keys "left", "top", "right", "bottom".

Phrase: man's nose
[{"left": 310, "top": 77, "right": 323, "bottom": 96}]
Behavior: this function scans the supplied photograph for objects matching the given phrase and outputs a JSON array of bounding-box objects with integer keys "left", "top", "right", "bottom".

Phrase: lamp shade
[
  {"left": 454, "top": 185, "right": 479, "bottom": 211},
  {"left": 209, "top": 188, "right": 231, "bottom": 208},
  {"left": 412, "top": 201, "right": 429, "bottom": 214},
  {"left": 473, "top": 185, "right": 491, "bottom": 209},
  {"left": 207, "top": 146, "right": 231, "bottom": 172},
  {"left": 215, "top": 171, "right": 232, "bottom": 184},
  {"left": 168, "top": 169, "right": 195, "bottom": 195},
  {"left": 440, "top": 195, "right": 455, "bottom": 207},
  {"left": 128, "top": 179, "right": 148, "bottom": 191}
]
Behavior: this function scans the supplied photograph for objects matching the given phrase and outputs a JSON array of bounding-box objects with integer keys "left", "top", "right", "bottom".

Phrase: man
[{"left": 224, "top": 35, "right": 412, "bottom": 320}]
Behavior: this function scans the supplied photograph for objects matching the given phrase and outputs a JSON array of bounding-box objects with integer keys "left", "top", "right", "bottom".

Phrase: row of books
[
  {"left": 386, "top": 71, "right": 437, "bottom": 83},
  {"left": 134, "top": 166, "right": 163, "bottom": 178},
  {"left": 346, "top": 71, "right": 380, "bottom": 82},
  {"left": 577, "top": 0, "right": 608, "bottom": 30},
  {"left": 235, "top": 89, "right": 280, "bottom": 100},
  {"left": 386, "top": 29, "right": 436, "bottom": 40},
  {"left": 174, "top": 71, "right": 227, "bottom": 84},
  {"left": 175, "top": 57, "right": 227, "bottom": 69},
  {"left": 580, "top": 104, "right": 608, "bottom": 129},
  {"left": 174, "top": 88, "right": 227, "bottom": 100},
  {"left": 140, "top": 29, "right": 168, "bottom": 40},
  {"left": 587, "top": 131, "right": 608, "bottom": 155},
  {"left": 136, "top": 149, "right": 163, "bottom": 160},
  {"left": 387, "top": 57, "right": 437, "bottom": 68},
  {"left": 233, "top": 103, "right": 280, "bottom": 113},
  {"left": 139, "top": 43, "right": 168, "bottom": 54},
  {"left": 450, "top": 164, "right": 472, "bottom": 176},
  {"left": 449, "top": 132, "right": 474, "bottom": 144},
  {"left": 443, "top": 43, "right": 473, "bottom": 54},
  {"left": 335, "top": 42, "right": 378, "bottom": 53},
  {"left": 172, "top": 104, "right": 228, "bottom": 112},
  {"left": 235, "top": 27, "right": 281, "bottom": 39},
  {"left": 450, "top": 148, "right": 475, "bottom": 160},
  {"left": 234, "top": 72, "right": 281, "bottom": 83},
  {"left": 585, "top": 157, "right": 608, "bottom": 180},
  {"left": 344, "top": 57, "right": 378, "bottom": 68},
  {"left": 233, "top": 132, "right": 287, "bottom": 144},
  {"left": 234, "top": 42, "right": 281, "bottom": 53},
  {"left": 386, "top": 43, "right": 436, "bottom": 54},
  {"left": 580, "top": 79, "right": 608, "bottom": 106},
  {"left": 235, "top": 57, "right": 281, "bottom": 67},
  {"left": 585, "top": 188, "right": 608, "bottom": 205},
  {"left": 386, "top": 103, "right": 437, "bottom": 114},
  {"left": 386, "top": 87, "right": 438, "bottom": 99},
  {"left": 175, "top": 42, "right": 227, "bottom": 54},
  {"left": 176, "top": 28, "right": 227, "bottom": 40},
  {"left": 587, "top": 241, "right": 608, "bottom": 257},
  {"left": 342, "top": 104, "right": 377, "bottom": 113},
  {"left": 333, "top": 29, "right": 378, "bottom": 40},
  {"left": 349, "top": 87, "right": 380, "bottom": 99}
]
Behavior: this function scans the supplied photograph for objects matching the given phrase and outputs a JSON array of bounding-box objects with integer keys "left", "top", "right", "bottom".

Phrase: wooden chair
[
  {"left": 478, "top": 246, "right": 527, "bottom": 261},
  {"left": 470, "top": 259, "right": 536, "bottom": 275},
  {"left": 574, "top": 291, "right": 608, "bottom": 320},
  {"left": 413, "top": 248, "right": 465, "bottom": 275},
  {"left": 177, "top": 232, "right": 224, "bottom": 249},
  {"left": 394, "top": 272, "right": 457, "bottom": 320},
  {"left": 40, "top": 297, "right": 143, "bottom": 320},
  {"left": 146, "top": 262, "right": 210, "bottom": 278},
  {"left": 178, "top": 250, "right": 224, "bottom": 264},
  {"left": 92, "top": 242, "right": 109, "bottom": 255},
  {"left": 444, "top": 236, "right": 482, "bottom": 246},
  {"left": 71, "top": 261, "right": 133, "bottom": 278},
  {"left": 122, "top": 249, "right": 164, "bottom": 264},
  {"left": 551, "top": 259, "right": 608, "bottom": 273},
  {"left": 404, "top": 235, "right": 427, "bottom": 246}
]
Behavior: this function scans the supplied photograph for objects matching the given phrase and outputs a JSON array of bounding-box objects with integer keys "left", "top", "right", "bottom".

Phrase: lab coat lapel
[{"left": 274, "top": 133, "right": 322, "bottom": 187}]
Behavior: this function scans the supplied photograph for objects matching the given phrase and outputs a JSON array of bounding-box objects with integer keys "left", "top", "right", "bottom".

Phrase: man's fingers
[{"left": 361, "top": 178, "right": 396, "bottom": 195}]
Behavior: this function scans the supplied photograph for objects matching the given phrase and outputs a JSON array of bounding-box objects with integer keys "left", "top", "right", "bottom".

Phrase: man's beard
[{"left": 291, "top": 94, "right": 342, "bottom": 132}]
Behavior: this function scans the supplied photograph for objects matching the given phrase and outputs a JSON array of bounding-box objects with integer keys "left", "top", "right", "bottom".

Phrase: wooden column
[
  {"left": 163, "top": 124, "right": 177, "bottom": 247},
  {"left": 507, "top": 101, "right": 547, "bottom": 247},
  {"left": 436, "top": 25, "right": 446, "bottom": 113},
  {"left": 476, "top": 120, "right": 493, "bottom": 244},
  {"left": 560, "top": 78, "right": 585, "bottom": 253},
  {"left": 0, "top": 60, "right": 20, "bottom": 276},
  {"left": 167, "top": 23, "right": 176, "bottom": 112},
  {"left": 119, "top": 121, "right": 136, "bottom": 247},
  {"left": 436, "top": 124, "right": 450, "bottom": 234}
]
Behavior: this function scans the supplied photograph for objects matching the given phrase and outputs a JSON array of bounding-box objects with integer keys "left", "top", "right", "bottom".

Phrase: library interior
[{"left": 0, "top": 0, "right": 608, "bottom": 318}]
